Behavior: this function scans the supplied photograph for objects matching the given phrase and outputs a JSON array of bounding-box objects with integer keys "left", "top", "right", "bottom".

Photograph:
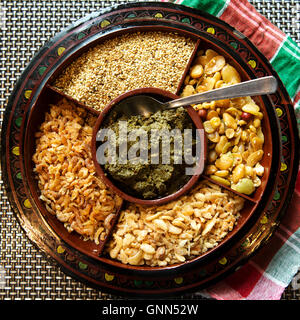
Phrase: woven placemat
[{"left": 0, "top": 0, "right": 299, "bottom": 300}]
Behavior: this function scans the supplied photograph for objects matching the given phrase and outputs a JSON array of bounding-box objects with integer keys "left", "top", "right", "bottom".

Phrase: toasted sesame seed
[{"left": 53, "top": 31, "right": 196, "bottom": 111}]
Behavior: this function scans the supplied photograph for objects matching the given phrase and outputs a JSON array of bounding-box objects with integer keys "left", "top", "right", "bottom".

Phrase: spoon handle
[{"left": 164, "top": 76, "right": 278, "bottom": 109}]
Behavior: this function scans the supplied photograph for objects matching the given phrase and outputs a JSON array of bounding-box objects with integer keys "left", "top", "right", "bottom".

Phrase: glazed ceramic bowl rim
[{"left": 91, "top": 87, "right": 207, "bottom": 205}]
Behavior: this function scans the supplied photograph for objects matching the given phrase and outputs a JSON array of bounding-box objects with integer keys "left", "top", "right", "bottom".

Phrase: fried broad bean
[
  {"left": 215, "top": 170, "right": 229, "bottom": 177},
  {"left": 210, "top": 117, "right": 221, "bottom": 129},
  {"left": 181, "top": 84, "right": 195, "bottom": 97},
  {"left": 204, "top": 55, "right": 226, "bottom": 74},
  {"left": 215, "top": 154, "right": 233, "bottom": 170},
  {"left": 207, "top": 110, "right": 219, "bottom": 120},
  {"left": 233, "top": 178, "right": 255, "bottom": 195},
  {"left": 210, "top": 175, "right": 231, "bottom": 186},
  {"left": 246, "top": 150, "right": 264, "bottom": 167},
  {"left": 190, "top": 64, "right": 204, "bottom": 78},
  {"left": 205, "top": 164, "right": 217, "bottom": 175},
  {"left": 232, "top": 164, "right": 245, "bottom": 184},
  {"left": 207, "top": 131, "right": 220, "bottom": 143},
  {"left": 215, "top": 136, "right": 228, "bottom": 155},
  {"left": 221, "top": 64, "right": 241, "bottom": 84},
  {"left": 223, "top": 112, "right": 237, "bottom": 129},
  {"left": 208, "top": 150, "right": 217, "bottom": 163},
  {"left": 225, "top": 128, "right": 235, "bottom": 139},
  {"left": 203, "top": 120, "right": 215, "bottom": 134}
]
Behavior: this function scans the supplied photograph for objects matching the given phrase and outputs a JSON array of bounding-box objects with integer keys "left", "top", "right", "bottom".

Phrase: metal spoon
[{"left": 117, "top": 76, "right": 277, "bottom": 117}]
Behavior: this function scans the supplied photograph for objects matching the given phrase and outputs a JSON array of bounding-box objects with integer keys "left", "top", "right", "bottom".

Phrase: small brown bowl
[{"left": 91, "top": 87, "right": 207, "bottom": 205}]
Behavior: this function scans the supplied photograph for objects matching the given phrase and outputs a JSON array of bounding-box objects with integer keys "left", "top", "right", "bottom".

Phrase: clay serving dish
[
  {"left": 20, "top": 26, "right": 278, "bottom": 271},
  {"left": 1, "top": 2, "right": 298, "bottom": 297},
  {"left": 91, "top": 87, "right": 207, "bottom": 205}
]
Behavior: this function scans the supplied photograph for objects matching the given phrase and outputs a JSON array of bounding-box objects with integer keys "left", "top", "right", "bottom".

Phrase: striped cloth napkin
[{"left": 162, "top": 0, "right": 300, "bottom": 300}]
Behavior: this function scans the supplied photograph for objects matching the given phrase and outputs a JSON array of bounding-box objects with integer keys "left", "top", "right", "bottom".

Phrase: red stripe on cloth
[
  {"left": 223, "top": 263, "right": 262, "bottom": 297},
  {"left": 294, "top": 91, "right": 300, "bottom": 104},
  {"left": 245, "top": 274, "right": 285, "bottom": 300},
  {"left": 220, "top": 0, "right": 285, "bottom": 60},
  {"left": 205, "top": 281, "right": 245, "bottom": 300}
]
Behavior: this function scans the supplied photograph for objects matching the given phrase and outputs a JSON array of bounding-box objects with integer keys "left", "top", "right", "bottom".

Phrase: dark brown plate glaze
[
  {"left": 1, "top": 2, "right": 299, "bottom": 297},
  {"left": 91, "top": 87, "right": 207, "bottom": 205}
]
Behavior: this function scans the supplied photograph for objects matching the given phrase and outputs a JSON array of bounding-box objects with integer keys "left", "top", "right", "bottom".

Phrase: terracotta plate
[{"left": 1, "top": 2, "right": 299, "bottom": 297}]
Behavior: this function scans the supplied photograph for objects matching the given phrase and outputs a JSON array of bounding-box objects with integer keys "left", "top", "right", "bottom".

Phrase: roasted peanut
[
  {"left": 250, "top": 136, "right": 263, "bottom": 151},
  {"left": 253, "top": 118, "right": 261, "bottom": 128},
  {"left": 222, "top": 141, "right": 232, "bottom": 154}
]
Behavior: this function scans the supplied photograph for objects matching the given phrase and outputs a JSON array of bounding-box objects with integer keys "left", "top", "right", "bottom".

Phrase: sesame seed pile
[{"left": 53, "top": 32, "right": 196, "bottom": 111}]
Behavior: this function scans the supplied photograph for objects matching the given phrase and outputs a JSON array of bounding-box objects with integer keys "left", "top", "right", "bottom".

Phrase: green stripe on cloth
[
  {"left": 270, "top": 36, "right": 300, "bottom": 99},
  {"left": 180, "top": 0, "right": 228, "bottom": 17},
  {"left": 264, "top": 228, "right": 300, "bottom": 286}
]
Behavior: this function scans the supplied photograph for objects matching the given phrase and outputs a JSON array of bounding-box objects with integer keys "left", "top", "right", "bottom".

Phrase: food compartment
[
  {"left": 102, "top": 179, "right": 256, "bottom": 268},
  {"left": 23, "top": 86, "right": 122, "bottom": 258},
  {"left": 177, "top": 39, "right": 273, "bottom": 202},
  {"left": 52, "top": 30, "right": 197, "bottom": 112}
]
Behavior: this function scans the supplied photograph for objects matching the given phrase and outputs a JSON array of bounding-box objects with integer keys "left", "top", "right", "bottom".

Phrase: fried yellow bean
[
  {"left": 204, "top": 55, "right": 226, "bottom": 75},
  {"left": 190, "top": 64, "right": 204, "bottom": 78},
  {"left": 215, "top": 136, "right": 228, "bottom": 154},
  {"left": 234, "top": 178, "right": 255, "bottom": 195},
  {"left": 205, "top": 165, "right": 217, "bottom": 175},
  {"left": 221, "top": 64, "right": 241, "bottom": 84},
  {"left": 246, "top": 150, "right": 264, "bottom": 167},
  {"left": 215, "top": 154, "right": 234, "bottom": 170},
  {"left": 207, "top": 110, "right": 219, "bottom": 120},
  {"left": 215, "top": 170, "right": 229, "bottom": 177},
  {"left": 203, "top": 120, "right": 215, "bottom": 134},
  {"left": 208, "top": 150, "right": 217, "bottom": 163},
  {"left": 210, "top": 175, "right": 231, "bottom": 186},
  {"left": 250, "top": 136, "right": 263, "bottom": 151},
  {"left": 232, "top": 164, "right": 245, "bottom": 184},
  {"left": 223, "top": 112, "right": 237, "bottom": 129},
  {"left": 210, "top": 117, "right": 221, "bottom": 129}
]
